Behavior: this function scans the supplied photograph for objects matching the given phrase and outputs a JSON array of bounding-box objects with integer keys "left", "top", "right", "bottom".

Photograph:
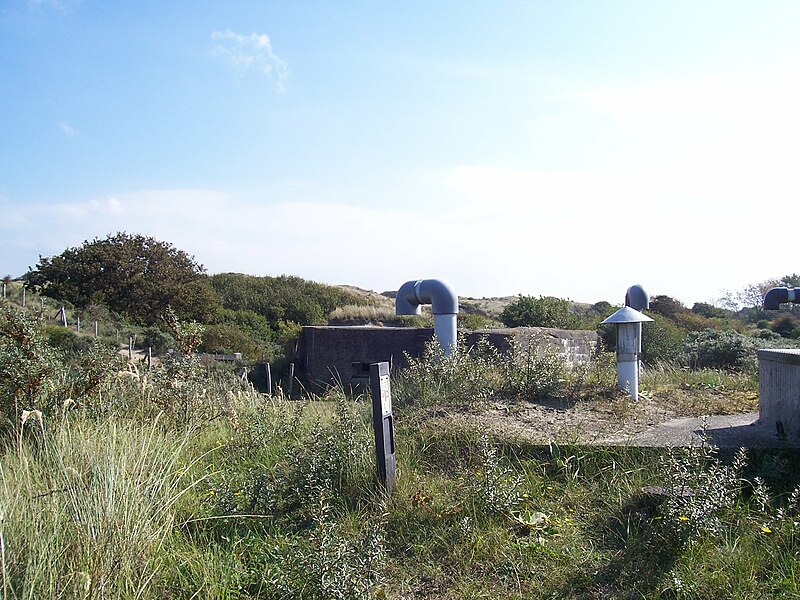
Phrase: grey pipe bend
[
  {"left": 396, "top": 279, "right": 458, "bottom": 315},
  {"left": 764, "top": 287, "right": 799, "bottom": 310},
  {"left": 396, "top": 279, "right": 458, "bottom": 355}
]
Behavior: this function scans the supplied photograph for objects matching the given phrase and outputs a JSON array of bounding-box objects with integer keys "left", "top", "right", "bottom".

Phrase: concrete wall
[
  {"left": 758, "top": 349, "right": 800, "bottom": 439},
  {"left": 296, "top": 325, "right": 598, "bottom": 391}
]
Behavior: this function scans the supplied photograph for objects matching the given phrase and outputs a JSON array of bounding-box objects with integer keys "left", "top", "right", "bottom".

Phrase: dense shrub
[
  {"left": 210, "top": 273, "right": 366, "bottom": 329},
  {"left": 641, "top": 314, "right": 687, "bottom": 365},
  {"left": 0, "top": 304, "right": 60, "bottom": 415},
  {"left": 458, "top": 313, "right": 501, "bottom": 330},
  {"left": 771, "top": 314, "right": 800, "bottom": 338},
  {"left": 499, "top": 295, "right": 578, "bottom": 329},
  {"left": 692, "top": 302, "right": 732, "bottom": 319},
  {"left": 141, "top": 326, "right": 177, "bottom": 354},
  {"left": 45, "top": 325, "right": 92, "bottom": 354},
  {"left": 684, "top": 329, "right": 756, "bottom": 370},
  {"left": 200, "top": 323, "right": 267, "bottom": 359}
]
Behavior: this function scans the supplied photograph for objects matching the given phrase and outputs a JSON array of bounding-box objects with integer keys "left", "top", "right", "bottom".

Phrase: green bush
[
  {"left": 200, "top": 323, "right": 267, "bottom": 359},
  {"left": 0, "top": 304, "right": 63, "bottom": 418},
  {"left": 499, "top": 295, "right": 578, "bottom": 329},
  {"left": 45, "top": 325, "right": 92, "bottom": 354},
  {"left": 142, "top": 326, "right": 177, "bottom": 354},
  {"left": 458, "top": 313, "right": 501, "bottom": 330},
  {"left": 771, "top": 314, "right": 800, "bottom": 338},
  {"left": 641, "top": 314, "right": 686, "bottom": 365},
  {"left": 210, "top": 273, "right": 366, "bottom": 329},
  {"left": 684, "top": 329, "right": 756, "bottom": 370}
]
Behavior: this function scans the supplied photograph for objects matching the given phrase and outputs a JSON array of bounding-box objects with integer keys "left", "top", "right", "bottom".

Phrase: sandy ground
[{"left": 429, "top": 397, "right": 798, "bottom": 449}]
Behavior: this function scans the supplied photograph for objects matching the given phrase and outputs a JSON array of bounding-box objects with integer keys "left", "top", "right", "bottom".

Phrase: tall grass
[{"left": 0, "top": 413, "right": 199, "bottom": 598}]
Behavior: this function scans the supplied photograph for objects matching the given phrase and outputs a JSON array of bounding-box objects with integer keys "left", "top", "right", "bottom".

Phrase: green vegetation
[
  {"left": 2, "top": 299, "right": 799, "bottom": 598},
  {"left": 500, "top": 294, "right": 579, "bottom": 329},
  {"left": 25, "top": 232, "right": 218, "bottom": 325},
  {"left": 7, "top": 239, "right": 800, "bottom": 596}
]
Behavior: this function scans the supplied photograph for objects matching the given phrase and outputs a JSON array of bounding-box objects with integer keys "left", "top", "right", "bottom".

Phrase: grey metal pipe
[
  {"left": 396, "top": 279, "right": 458, "bottom": 355},
  {"left": 764, "top": 287, "right": 799, "bottom": 310}
]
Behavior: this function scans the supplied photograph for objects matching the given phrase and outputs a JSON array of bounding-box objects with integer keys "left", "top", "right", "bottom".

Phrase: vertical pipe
[
  {"left": 617, "top": 323, "right": 640, "bottom": 400},
  {"left": 433, "top": 314, "right": 457, "bottom": 355},
  {"left": 265, "top": 363, "right": 272, "bottom": 395}
]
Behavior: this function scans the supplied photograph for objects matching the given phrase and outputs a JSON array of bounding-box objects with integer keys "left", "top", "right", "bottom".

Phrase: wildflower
[
  {"left": 678, "top": 515, "right": 689, "bottom": 522},
  {"left": 761, "top": 525, "right": 773, "bottom": 535}
]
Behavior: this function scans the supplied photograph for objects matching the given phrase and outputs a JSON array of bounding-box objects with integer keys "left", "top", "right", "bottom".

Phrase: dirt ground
[{"left": 425, "top": 392, "right": 797, "bottom": 449}]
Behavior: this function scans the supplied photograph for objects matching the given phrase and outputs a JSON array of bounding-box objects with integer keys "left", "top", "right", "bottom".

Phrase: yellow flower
[
  {"left": 761, "top": 526, "right": 773, "bottom": 535},
  {"left": 678, "top": 515, "right": 689, "bottom": 522}
]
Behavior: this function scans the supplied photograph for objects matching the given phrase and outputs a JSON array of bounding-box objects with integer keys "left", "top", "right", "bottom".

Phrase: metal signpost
[{"left": 369, "top": 361, "right": 396, "bottom": 494}]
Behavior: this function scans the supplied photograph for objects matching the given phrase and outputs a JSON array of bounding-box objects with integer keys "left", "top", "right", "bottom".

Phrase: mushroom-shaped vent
[{"left": 601, "top": 306, "right": 654, "bottom": 325}]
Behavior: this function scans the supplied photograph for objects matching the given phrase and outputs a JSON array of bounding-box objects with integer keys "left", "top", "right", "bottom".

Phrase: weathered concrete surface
[
  {"left": 758, "top": 349, "right": 800, "bottom": 441},
  {"left": 296, "top": 326, "right": 598, "bottom": 391},
  {"left": 599, "top": 412, "right": 800, "bottom": 448}
]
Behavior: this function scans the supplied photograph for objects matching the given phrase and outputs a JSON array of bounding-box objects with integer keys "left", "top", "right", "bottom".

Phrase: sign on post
[{"left": 369, "top": 361, "right": 396, "bottom": 494}]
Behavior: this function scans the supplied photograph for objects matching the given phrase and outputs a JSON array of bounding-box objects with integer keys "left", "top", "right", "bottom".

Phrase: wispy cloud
[
  {"left": 211, "top": 29, "right": 288, "bottom": 92},
  {"left": 59, "top": 122, "right": 78, "bottom": 137},
  {"left": 3, "top": 183, "right": 798, "bottom": 305},
  {"left": 28, "top": 0, "right": 80, "bottom": 10}
]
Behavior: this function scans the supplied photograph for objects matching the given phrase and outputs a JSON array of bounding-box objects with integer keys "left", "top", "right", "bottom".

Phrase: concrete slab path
[{"left": 599, "top": 412, "right": 800, "bottom": 448}]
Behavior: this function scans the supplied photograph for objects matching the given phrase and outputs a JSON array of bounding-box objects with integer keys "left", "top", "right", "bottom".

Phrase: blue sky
[{"left": 2, "top": 1, "right": 799, "bottom": 306}]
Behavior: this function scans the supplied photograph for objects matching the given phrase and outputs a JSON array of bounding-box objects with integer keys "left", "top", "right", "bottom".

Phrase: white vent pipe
[{"left": 395, "top": 279, "right": 458, "bottom": 356}]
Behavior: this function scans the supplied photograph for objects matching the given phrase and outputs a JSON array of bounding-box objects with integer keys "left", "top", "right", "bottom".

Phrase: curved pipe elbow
[
  {"left": 764, "top": 287, "right": 798, "bottom": 310},
  {"left": 625, "top": 284, "right": 650, "bottom": 310},
  {"left": 395, "top": 279, "right": 459, "bottom": 315},
  {"left": 395, "top": 280, "right": 423, "bottom": 315}
]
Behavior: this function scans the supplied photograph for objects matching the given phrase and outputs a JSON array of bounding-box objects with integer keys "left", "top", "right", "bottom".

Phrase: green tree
[
  {"left": 26, "top": 233, "right": 217, "bottom": 326},
  {"left": 648, "top": 295, "right": 687, "bottom": 319},
  {"left": 499, "top": 295, "right": 578, "bottom": 329},
  {"left": 691, "top": 302, "right": 731, "bottom": 319}
]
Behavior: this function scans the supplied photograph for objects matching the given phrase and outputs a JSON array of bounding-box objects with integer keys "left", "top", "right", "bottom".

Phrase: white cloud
[
  {"left": 59, "top": 122, "right": 78, "bottom": 137},
  {"left": 2, "top": 169, "right": 797, "bottom": 306},
  {"left": 28, "top": 0, "right": 80, "bottom": 10},
  {"left": 211, "top": 29, "right": 288, "bottom": 92}
]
